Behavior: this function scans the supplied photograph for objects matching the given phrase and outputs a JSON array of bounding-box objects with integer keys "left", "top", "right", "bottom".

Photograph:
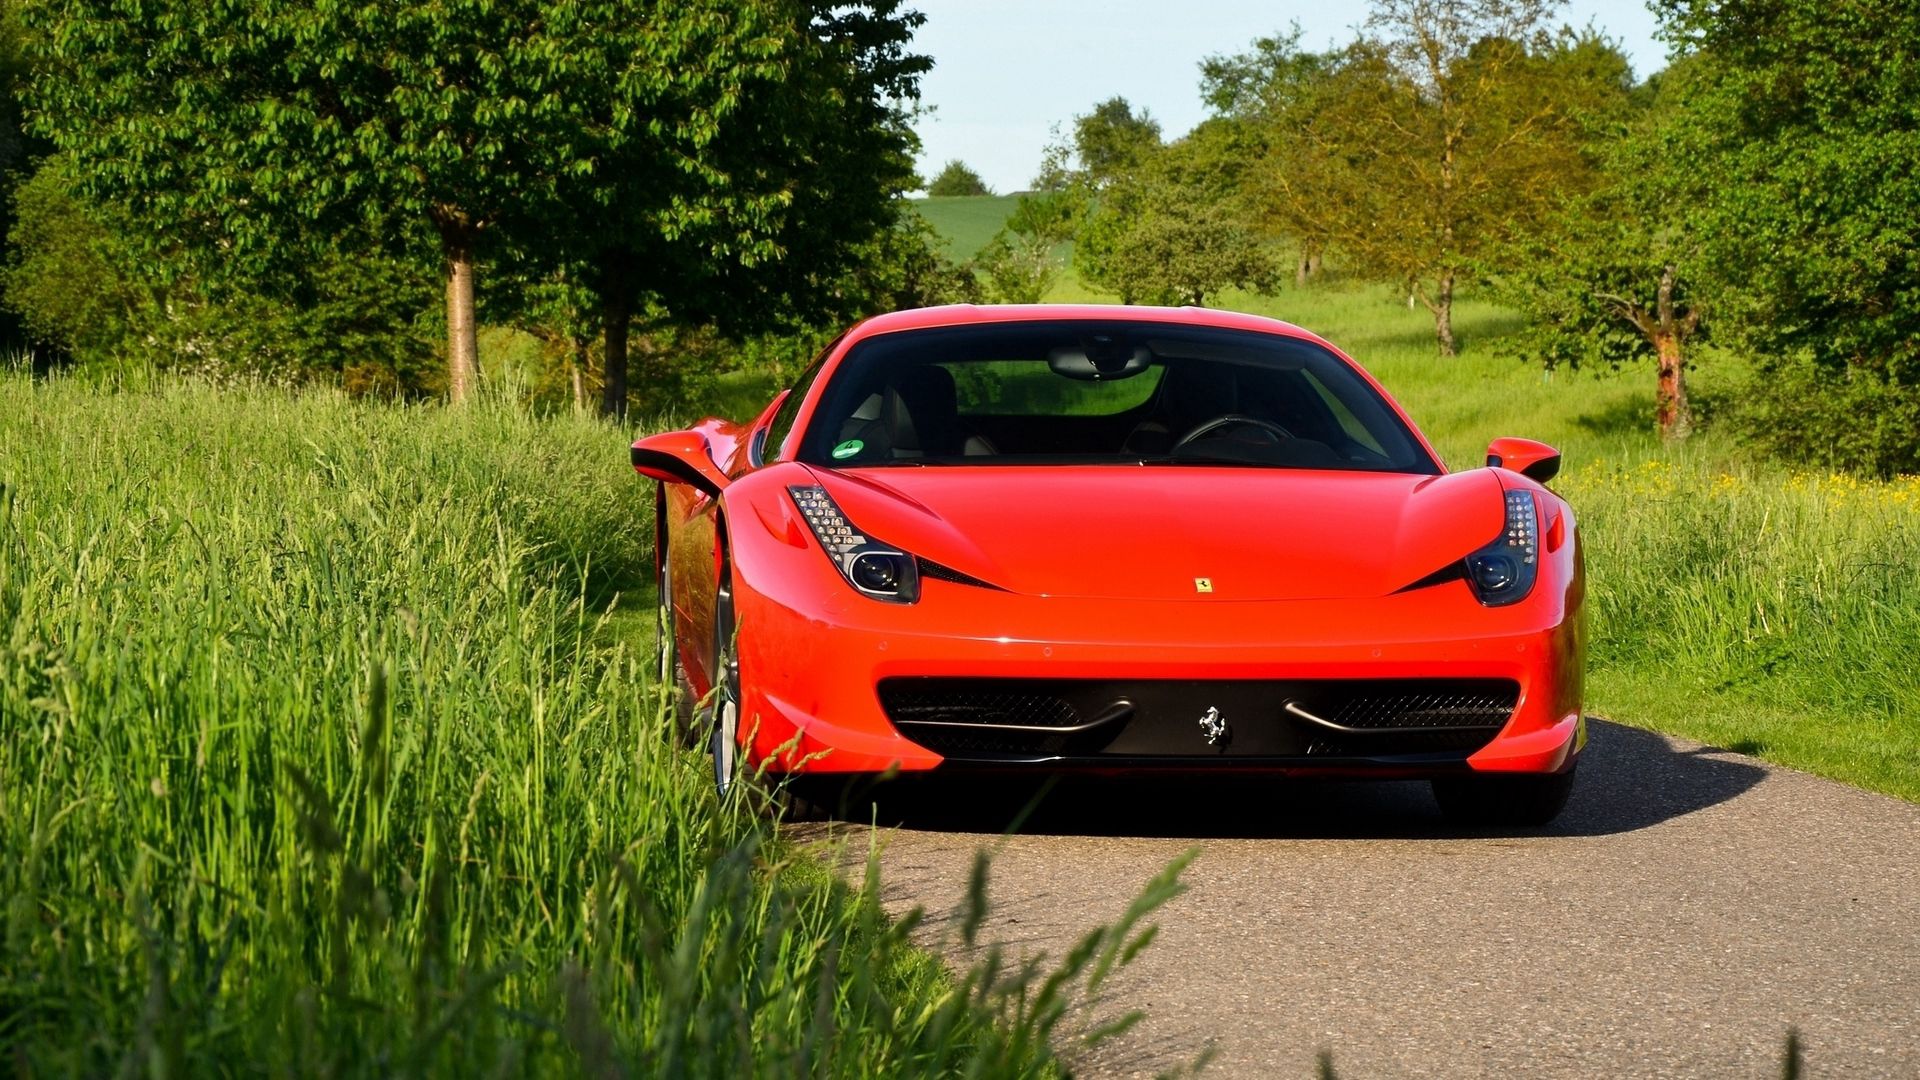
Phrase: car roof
[{"left": 840, "top": 304, "right": 1326, "bottom": 345}]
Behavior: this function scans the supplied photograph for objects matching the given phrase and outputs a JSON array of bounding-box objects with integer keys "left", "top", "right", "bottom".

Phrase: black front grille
[
  {"left": 882, "top": 684, "right": 1080, "bottom": 728},
  {"left": 1293, "top": 685, "right": 1518, "bottom": 730},
  {"left": 878, "top": 680, "right": 1094, "bottom": 756},
  {"left": 878, "top": 677, "right": 1519, "bottom": 762}
]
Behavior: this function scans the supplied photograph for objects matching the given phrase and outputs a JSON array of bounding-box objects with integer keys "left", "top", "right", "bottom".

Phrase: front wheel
[
  {"left": 656, "top": 555, "right": 699, "bottom": 747},
  {"left": 709, "top": 566, "right": 742, "bottom": 799},
  {"left": 1431, "top": 769, "right": 1576, "bottom": 827}
]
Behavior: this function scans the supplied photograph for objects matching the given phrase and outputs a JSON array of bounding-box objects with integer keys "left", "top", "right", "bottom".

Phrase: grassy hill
[{"left": 909, "top": 193, "right": 1021, "bottom": 260}]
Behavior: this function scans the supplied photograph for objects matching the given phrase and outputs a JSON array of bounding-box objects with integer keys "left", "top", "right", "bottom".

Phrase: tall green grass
[{"left": 0, "top": 372, "right": 1174, "bottom": 1074}]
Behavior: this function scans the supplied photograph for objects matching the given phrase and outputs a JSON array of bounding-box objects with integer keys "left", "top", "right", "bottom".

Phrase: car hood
[{"left": 805, "top": 465, "right": 1504, "bottom": 602}]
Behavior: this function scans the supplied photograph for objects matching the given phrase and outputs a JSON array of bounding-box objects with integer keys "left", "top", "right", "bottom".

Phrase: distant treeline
[{"left": 1, "top": 0, "right": 1916, "bottom": 472}]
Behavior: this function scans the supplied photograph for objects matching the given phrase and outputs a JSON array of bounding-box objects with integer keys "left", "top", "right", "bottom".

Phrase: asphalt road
[{"left": 804, "top": 720, "right": 1920, "bottom": 1077}]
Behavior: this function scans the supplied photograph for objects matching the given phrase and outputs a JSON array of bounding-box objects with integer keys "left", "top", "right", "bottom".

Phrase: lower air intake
[{"left": 877, "top": 677, "right": 1521, "bottom": 762}]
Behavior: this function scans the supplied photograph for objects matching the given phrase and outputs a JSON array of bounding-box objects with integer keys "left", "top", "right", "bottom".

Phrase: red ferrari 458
[{"left": 634, "top": 305, "right": 1585, "bottom": 825}]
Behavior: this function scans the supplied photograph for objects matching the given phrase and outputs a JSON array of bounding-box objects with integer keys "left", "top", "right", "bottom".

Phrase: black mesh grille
[
  {"left": 1297, "top": 683, "right": 1518, "bottom": 730},
  {"left": 881, "top": 684, "right": 1080, "bottom": 728},
  {"left": 916, "top": 558, "right": 1003, "bottom": 591}
]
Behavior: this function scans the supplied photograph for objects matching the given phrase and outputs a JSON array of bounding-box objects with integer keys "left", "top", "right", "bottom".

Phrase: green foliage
[
  {"left": 1241, "top": 0, "right": 1632, "bottom": 353},
  {"left": 1494, "top": 60, "right": 1709, "bottom": 437},
  {"left": 541, "top": 1, "right": 930, "bottom": 415},
  {"left": 1075, "top": 143, "right": 1277, "bottom": 307},
  {"left": 0, "top": 164, "right": 135, "bottom": 358},
  {"left": 1, "top": 162, "right": 441, "bottom": 387},
  {"left": 1071, "top": 97, "right": 1162, "bottom": 187},
  {"left": 18, "top": 0, "right": 928, "bottom": 402},
  {"left": 971, "top": 190, "right": 1082, "bottom": 304},
  {"left": 926, "top": 159, "right": 992, "bottom": 197},
  {"left": 0, "top": 373, "right": 1188, "bottom": 1074},
  {"left": 1728, "top": 352, "right": 1920, "bottom": 479},
  {"left": 1655, "top": 0, "right": 1920, "bottom": 475}
]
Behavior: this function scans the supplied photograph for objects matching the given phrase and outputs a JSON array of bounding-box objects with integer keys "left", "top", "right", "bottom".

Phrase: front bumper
[{"left": 732, "top": 562, "right": 1586, "bottom": 779}]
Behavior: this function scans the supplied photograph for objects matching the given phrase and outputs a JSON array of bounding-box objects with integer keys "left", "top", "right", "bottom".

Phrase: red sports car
[{"left": 634, "top": 305, "right": 1585, "bottom": 825}]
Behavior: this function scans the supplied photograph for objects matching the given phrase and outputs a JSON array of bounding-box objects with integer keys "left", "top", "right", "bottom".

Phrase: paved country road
[{"left": 804, "top": 720, "right": 1920, "bottom": 1077}]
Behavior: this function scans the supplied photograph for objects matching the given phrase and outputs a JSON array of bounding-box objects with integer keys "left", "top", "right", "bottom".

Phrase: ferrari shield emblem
[{"left": 1194, "top": 577, "right": 1214, "bottom": 593}]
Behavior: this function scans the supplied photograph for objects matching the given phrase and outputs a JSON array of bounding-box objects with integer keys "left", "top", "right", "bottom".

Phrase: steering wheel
[{"left": 1174, "top": 414, "right": 1294, "bottom": 449}]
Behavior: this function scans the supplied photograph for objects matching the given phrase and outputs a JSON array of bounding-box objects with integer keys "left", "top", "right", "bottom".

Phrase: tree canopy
[
  {"left": 925, "top": 160, "right": 992, "bottom": 197},
  {"left": 20, "top": 0, "right": 928, "bottom": 407},
  {"left": 1651, "top": 0, "right": 1920, "bottom": 472},
  {"left": 1243, "top": 0, "right": 1631, "bottom": 354},
  {"left": 1495, "top": 62, "right": 1710, "bottom": 439},
  {"left": 1072, "top": 98, "right": 1162, "bottom": 188}
]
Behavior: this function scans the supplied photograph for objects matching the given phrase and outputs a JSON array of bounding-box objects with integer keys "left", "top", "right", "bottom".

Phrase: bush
[
  {"left": 1730, "top": 352, "right": 1920, "bottom": 477},
  {"left": 1, "top": 161, "right": 440, "bottom": 390},
  {"left": 925, "top": 160, "right": 992, "bottom": 197}
]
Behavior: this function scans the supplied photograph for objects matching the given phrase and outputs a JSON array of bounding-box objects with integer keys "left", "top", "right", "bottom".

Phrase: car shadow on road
[{"left": 799, "top": 719, "right": 1769, "bottom": 840}]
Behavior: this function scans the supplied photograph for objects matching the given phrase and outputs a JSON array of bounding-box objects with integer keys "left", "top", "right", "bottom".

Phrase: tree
[
  {"left": 926, "top": 160, "right": 992, "bottom": 197},
  {"left": 549, "top": 2, "right": 929, "bottom": 417},
  {"left": 971, "top": 189, "right": 1081, "bottom": 304},
  {"left": 0, "top": 164, "right": 140, "bottom": 359},
  {"left": 1498, "top": 65, "right": 1709, "bottom": 440},
  {"left": 1255, "top": 0, "right": 1631, "bottom": 355},
  {"left": 1072, "top": 98, "right": 1162, "bottom": 188},
  {"left": 1654, "top": 0, "right": 1920, "bottom": 474},
  {"left": 1201, "top": 27, "right": 1337, "bottom": 285},
  {"left": 20, "top": 0, "right": 925, "bottom": 408},
  {"left": 1076, "top": 143, "right": 1279, "bottom": 307}
]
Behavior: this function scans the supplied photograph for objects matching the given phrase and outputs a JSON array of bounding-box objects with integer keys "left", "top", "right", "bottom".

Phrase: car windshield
[{"left": 796, "top": 320, "right": 1439, "bottom": 473}]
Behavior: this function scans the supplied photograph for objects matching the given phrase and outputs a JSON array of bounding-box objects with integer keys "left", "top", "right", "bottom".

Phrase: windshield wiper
[{"left": 1132, "top": 452, "right": 1272, "bottom": 468}]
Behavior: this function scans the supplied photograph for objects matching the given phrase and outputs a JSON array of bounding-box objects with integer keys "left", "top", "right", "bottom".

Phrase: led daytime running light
[
  {"left": 1465, "top": 490, "right": 1539, "bottom": 606},
  {"left": 788, "top": 485, "right": 920, "bottom": 603}
]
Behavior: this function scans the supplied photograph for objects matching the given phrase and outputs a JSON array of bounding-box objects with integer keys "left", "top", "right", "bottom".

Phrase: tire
[
  {"left": 1431, "top": 768, "right": 1576, "bottom": 827},
  {"left": 709, "top": 564, "right": 742, "bottom": 799},
  {"left": 655, "top": 555, "right": 698, "bottom": 747}
]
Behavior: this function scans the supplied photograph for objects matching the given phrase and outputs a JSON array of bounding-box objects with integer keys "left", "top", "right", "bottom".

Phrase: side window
[{"left": 762, "top": 345, "right": 836, "bottom": 463}]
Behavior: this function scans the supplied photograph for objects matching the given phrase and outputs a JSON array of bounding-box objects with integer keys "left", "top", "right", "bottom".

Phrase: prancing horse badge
[
  {"left": 1199, "top": 706, "right": 1229, "bottom": 746},
  {"left": 1194, "top": 577, "right": 1214, "bottom": 593}
]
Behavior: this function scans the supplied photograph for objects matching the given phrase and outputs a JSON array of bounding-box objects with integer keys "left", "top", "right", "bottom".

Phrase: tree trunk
[
  {"left": 1433, "top": 271, "right": 1456, "bottom": 357},
  {"left": 599, "top": 290, "right": 629, "bottom": 417},
  {"left": 441, "top": 227, "right": 479, "bottom": 404},
  {"left": 1652, "top": 265, "right": 1693, "bottom": 440},
  {"left": 1653, "top": 333, "right": 1692, "bottom": 441},
  {"left": 1296, "top": 249, "right": 1310, "bottom": 288},
  {"left": 570, "top": 339, "right": 588, "bottom": 415},
  {"left": 1307, "top": 249, "right": 1322, "bottom": 280},
  {"left": 600, "top": 290, "right": 630, "bottom": 419},
  {"left": 596, "top": 248, "right": 636, "bottom": 419}
]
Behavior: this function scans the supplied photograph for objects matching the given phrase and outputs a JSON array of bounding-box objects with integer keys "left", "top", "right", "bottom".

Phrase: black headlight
[
  {"left": 1465, "top": 489, "right": 1539, "bottom": 606},
  {"left": 788, "top": 485, "right": 921, "bottom": 603}
]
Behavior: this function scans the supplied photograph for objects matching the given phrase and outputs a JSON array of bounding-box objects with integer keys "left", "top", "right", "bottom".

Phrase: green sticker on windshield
[{"left": 832, "top": 439, "right": 863, "bottom": 460}]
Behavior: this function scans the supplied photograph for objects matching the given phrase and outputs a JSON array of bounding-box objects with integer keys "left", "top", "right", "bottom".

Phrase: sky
[{"left": 908, "top": 0, "right": 1667, "bottom": 194}]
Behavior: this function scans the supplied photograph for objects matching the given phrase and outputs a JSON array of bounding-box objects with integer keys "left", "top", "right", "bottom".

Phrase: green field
[
  {"left": 910, "top": 194, "right": 1025, "bottom": 260},
  {"left": 0, "top": 374, "right": 1177, "bottom": 1074}
]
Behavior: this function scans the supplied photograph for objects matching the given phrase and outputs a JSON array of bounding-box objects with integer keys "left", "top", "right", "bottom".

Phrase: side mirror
[
  {"left": 631, "top": 430, "right": 731, "bottom": 498},
  {"left": 1485, "top": 436, "right": 1561, "bottom": 484}
]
